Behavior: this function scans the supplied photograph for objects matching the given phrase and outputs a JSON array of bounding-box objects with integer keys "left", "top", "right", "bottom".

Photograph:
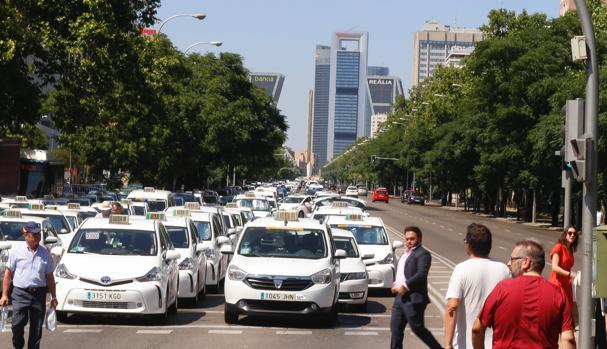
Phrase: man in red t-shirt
[{"left": 471, "top": 240, "right": 576, "bottom": 349}]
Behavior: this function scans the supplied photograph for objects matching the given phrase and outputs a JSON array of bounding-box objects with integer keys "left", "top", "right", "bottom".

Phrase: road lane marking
[
  {"left": 448, "top": 228, "right": 454, "bottom": 232},
  {"left": 136, "top": 329, "right": 173, "bottom": 334},
  {"left": 276, "top": 330, "right": 312, "bottom": 335},
  {"left": 439, "top": 225, "right": 445, "bottom": 228},
  {"left": 498, "top": 246, "right": 507, "bottom": 251},
  {"left": 64, "top": 329, "right": 103, "bottom": 333},
  {"left": 209, "top": 329, "right": 242, "bottom": 334},
  {"left": 505, "top": 229, "right": 512, "bottom": 233},
  {"left": 458, "top": 232, "right": 463, "bottom": 236},
  {"left": 345, "top": 331, "right": 378, "bottom": 336}
]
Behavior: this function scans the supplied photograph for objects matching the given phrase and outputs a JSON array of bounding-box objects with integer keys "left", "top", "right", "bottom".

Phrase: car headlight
[
  {"left": 55, "top": 263, "right": 76, "bottom": 280},
  {"left": 179, "top": 257, "right": 194, "bottom": 270},
  {"left": 343, "top": 272, "right": 367, "bottom": 281},
  {"left": 311, "top": 268, "right": 332, "bottom": 284},
  {"left": 136, "top": 267, "right": 162, "bottom": 282},
  {"left": 227, "top": 264, "right": 247, "bottom": 281},
  {"left": 377, "top": 253, "right": 394, "bottom": 265}
]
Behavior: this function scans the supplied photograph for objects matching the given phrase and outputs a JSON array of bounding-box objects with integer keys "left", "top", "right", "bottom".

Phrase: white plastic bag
[
  {"left": 45, "top": 308, "right": 56, "bottom": 332},
  {"left": 0, "top": 306, "right": 8, "bottom": 332}
]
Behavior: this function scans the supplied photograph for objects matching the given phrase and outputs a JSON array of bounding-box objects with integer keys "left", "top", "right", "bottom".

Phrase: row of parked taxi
[{"left": 0, "top": 184, "right": 405, "bottom": 327}]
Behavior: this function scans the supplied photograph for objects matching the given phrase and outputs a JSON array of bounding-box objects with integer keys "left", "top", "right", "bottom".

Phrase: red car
[{"left": 372, "top": 187, "right": 389, "bottom": 203}]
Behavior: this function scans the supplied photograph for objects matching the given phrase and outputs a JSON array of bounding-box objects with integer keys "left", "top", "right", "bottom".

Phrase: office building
[
  {"left": 444, "top": 45, "right": 474, "bottom": 68},
  {"left": 249, "top": 72, "right": 285, "bottom": 104},
  {"left": 368, "top": 66, "right": 389, "bottom": 76},
  {"left": 370, "top": 113, "right": 388, "bottom": 138},
  {"left": 311, "top": 45, "right": 331, "bottom": 166},
  {"left": 367, "top": 75, "right": 404, "bottom": 116},
  {"left": 327, "top": 31, "right": 369, "bottom": 160},
  {"left": 412, "top": 20, "right": 484, "bottom": 86}
]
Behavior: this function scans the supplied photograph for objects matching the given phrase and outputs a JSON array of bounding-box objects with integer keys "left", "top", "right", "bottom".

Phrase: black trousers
[
  {"left": 11, "top": 287, "right": 47, "bottom": 349},
  {"left": 390, "top": 296, "right": 442, "bottom": 349}
]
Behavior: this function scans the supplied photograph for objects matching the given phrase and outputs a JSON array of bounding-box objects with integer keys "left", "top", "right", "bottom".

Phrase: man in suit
[{"left": 391, "top": 226, "right": 443, "bottom": 349}]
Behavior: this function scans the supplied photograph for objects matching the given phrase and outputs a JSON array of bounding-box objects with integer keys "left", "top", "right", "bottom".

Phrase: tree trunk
[
  {"left": 531, "top": 189, "right": 537, "bottom": 224},
  {"left": 551, "top": 188, "right": 561, "bottom": 227}
]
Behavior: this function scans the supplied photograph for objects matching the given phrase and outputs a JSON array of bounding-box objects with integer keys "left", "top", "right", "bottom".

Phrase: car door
[
  {"left": 211, "top": 215, "right": 228, "bottom": 277},
  {"left": 188, "top": 220, "right": 203, "bottom": 291},
  {"left": 158, "top": 224, "right": 178, "bottom": 305}
]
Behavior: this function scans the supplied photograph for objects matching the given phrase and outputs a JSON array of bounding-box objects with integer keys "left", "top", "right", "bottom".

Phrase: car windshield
[
  {"left": 174, "top": 197, "right": 184, "bottom": 206},
  {"left": 165, "top": 226, "right": 189, "bottom": 248},
  {"left": 192, "top": 220, "right": 211, "bottom": 241},
  {"left": 282, "top": 197, "right": 302, "bottom": 204},
  {"left": 146, "top": 200, "right": 167, "bottom": 212},
  {"left": 334, "top": 237, "right": 359, "bottom": 257},
  {"left": 65, "top": 216, "right": 77, "bottom": 230},
  {"left": 25, "top": 213, "right": 70, "bottom": 234},
  {"left": 238, "top": 227, "right": 326, "bottom": 259},
  {"left": 132, "top": 206, "right": 146, "bottom": 216},
  {"left": 81, "top": 211, "right": 97, "bottom": 219},
  {"left": 232, "top": 214, "right": 242, "bottom": 226},
  {"left": 68, "top": 229, "right": 157, "bottom": 255},
  {"left": 202, "top": 196, "right": 218, "bottom": 204},
  {"left": 331, "top": 224, "right": 388, "bottom": 245},
  {"left": 0, "top": 221, "right": 28, "bottom": 241},
  {"left": 241, "top": 211, "right": 253, "bottom": 222},
  {"left": 234, "top": 199, "right": 270, "bottom": 211}
]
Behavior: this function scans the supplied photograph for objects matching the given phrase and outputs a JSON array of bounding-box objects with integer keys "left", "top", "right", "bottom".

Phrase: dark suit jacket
[{"left": 401, "top": 244, "right": 431, "bottom": 304}]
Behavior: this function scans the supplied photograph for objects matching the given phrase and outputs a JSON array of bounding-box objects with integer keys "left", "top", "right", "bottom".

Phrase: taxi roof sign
[
  {"left": 67, "top": 203, "right": 81, "bottom": 210},
  {"left": 45, "top": 205, "right": 58, "bottom": 210},
  {"left": 225, "top": 203, "right": 237, "bottom": 208},
  {"left": 29, "top": 203, "right": 45, "bottom": 210},
  {"left": 244, "top": 191, "right": 256, "bottom": 198},
  {"left": 331, "top": 201, "right": 348, "bottom": 208},
  {"left": 274, "top": 210, "right": 299, "bottom": 222},
  {"left": 15, "top": 196, "right": 27, "bottom": 202},
  {"left": 109, "top": 214, "right": 129, "bottom": 224},
  {"left": 345, "top": 213, "right": 364, "bottom": 221},
  {"left": 146, "top": 212, "right": 166, "bottom": 220},
  {"left": 143, "top": 187, "right": 155, "bottom": 192},
  {"left": 120, "top": 199, "right": 131, "bottom": 206},
  {"left": 184, "top": 202, "right": 200, "bottom": 210},
  {"left": 3, "top": 210, "right": 22, "bottom": 218},
  {"left": 173, "top": 209, "right": 190, "bottom": 217}
]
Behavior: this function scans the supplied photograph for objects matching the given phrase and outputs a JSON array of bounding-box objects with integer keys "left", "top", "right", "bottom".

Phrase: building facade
[
  {"left": 444, "top": 45, "right": 475, "bottom": 68},
  {"left": 370, "top": 113, "right": 388, "bottom": 138},
  {"left": 249, "top": 73, "right": 285, "bottom": 104},
  {"left": 327, "top": 32, "right": 369, "bottom": 161},
  {"left": 311, "top": 45, "right": 331, "bottom": 167},
  {"left": 412, "top": 20, "right": 484, "bottom": 86}
]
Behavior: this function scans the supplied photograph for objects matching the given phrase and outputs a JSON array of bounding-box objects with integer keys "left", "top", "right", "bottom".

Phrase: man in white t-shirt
[{"left": 443, "top": 223, "right": 510, "bottom": 349}]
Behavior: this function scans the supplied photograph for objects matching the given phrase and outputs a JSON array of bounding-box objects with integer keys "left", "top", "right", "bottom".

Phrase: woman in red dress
[{"left": 548, "top": 225, "right": 579, "bottom": 317}]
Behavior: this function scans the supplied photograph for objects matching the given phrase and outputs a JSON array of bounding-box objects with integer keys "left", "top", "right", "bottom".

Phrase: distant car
[
  {"left": 372, "top": 188, "right": 389, "bottom": 203},
  {"left": 408, "top": 192, "right": 425, "bottom": 205},
  {"left": 345, "top": 186, "right": 358, "bottom": 197},
  {"left": 401, "top": 190, "right": 415, "bottom": 203},
  {"left": 356, "top": 185, "right": 368, "bottom": 196}
]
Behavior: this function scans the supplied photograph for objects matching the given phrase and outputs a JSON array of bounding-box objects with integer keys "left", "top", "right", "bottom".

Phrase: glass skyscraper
[{"left": 312, "top": 45, "right": 331, "bottom": 167}]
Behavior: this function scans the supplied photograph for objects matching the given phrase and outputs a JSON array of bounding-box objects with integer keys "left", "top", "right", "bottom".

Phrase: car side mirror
[
  {"left": 51, "top": 246, "right": 63, "bottom": 257},
  {"left": 362, "top": 253, "right": 374, "bottom": 260},
  {"left": 334, "top": 249, "right": 347, "bottom": 259},
  {"left": 0, "top": 241, "right": 12, "bottom": 251},
  {"left": 164, "top": 250, "right": 181, "bottom": 261},
  {"left": 216, "top": 236, "right": 230, "bottom": 245},
  {"left": 60, "top": 228, "right": 68, "bottom": 234},
  {"left": 392, "top": 241, "right": 404, "bottom": 249},
  {"left": 44, "top": 236, "right": 58, "bottom": 244},
  {"left": 195, "top": 244, "right": 206, "bottom": 253},
  {"left": 220, "top": 244, "right": 234, "bottom": 255}
]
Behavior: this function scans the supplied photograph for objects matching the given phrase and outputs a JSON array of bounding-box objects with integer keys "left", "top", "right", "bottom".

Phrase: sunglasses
[
  {"left": 567, "top": 231, "right": 577, "bottom": 236},
  {"left": 509, "top": 256, "right": 524, "bottom": 262}
]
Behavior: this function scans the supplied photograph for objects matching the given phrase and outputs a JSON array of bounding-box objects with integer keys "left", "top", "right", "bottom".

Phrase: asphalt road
[{"left": 1, "top": 199, "right": 564, "bottom": 349}]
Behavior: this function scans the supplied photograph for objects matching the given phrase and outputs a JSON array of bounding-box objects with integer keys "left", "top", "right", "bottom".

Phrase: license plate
[
  {"left": 86, "top": 291, "right": 122, "bottom": 301},
  {"left": 260, "top": 292, "right": 305, "bottom": 301}
]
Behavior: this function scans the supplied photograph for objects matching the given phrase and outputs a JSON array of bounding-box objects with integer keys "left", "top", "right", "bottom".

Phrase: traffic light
[
  {"left": 565, "top": 99, "right": 585, "bottom": 163},
  {"left": 569, "top": 137, "right": 591, "bottom": 182}
]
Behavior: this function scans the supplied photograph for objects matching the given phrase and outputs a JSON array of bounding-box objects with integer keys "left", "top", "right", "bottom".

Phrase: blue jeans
[{"left": 11, "top": 287, "right": 47, "bottom": 349}]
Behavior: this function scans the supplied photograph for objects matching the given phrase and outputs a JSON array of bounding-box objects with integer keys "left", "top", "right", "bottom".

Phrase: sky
[{"left": 156, "top": 0, "right": 560, "bottom": 151}]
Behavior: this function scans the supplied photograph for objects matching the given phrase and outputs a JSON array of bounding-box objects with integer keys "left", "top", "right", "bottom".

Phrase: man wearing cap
[
  {"left": 97, "top": 201, "right": 112, "bottom": 218},
  {"left": 1, "top": 221, "right": 57, "bottom": 349}
]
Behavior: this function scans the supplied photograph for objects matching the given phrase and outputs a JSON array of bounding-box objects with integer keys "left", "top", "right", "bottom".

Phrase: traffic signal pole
[{"left": 574, "top": 1, "right": 599, "bottom": 348}]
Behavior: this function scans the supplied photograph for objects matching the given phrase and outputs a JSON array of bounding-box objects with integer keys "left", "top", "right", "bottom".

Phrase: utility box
[
  {"left": 571, "top": 36, "right": 588, "bottom": 62},
  {"left": 593, "top": 225, "right": 607, "bottom": 297}
]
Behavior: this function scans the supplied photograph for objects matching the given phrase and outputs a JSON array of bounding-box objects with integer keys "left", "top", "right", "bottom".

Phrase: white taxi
[
  {"left": 326, "top": 215, "right": 403, "bottom": 292},
  {"left": 159, "top": 212, "right": 207, "bottom": 305},
  {"left": 127, "top": 187, "right": 176, "bottom": 212},
  {"left": 278, "top": 195, "right": 313, "bottom": 218},
  {"left": 167, "top": 208, "right": 230, "bottom": 292},
  {"left": 310, "top": 202, "right": 366, "bottom": 222},
  {"left": 222, "top": 211, "right": 346, "bottom": 327},
  {"left": 52, "top": 215, "right": 180, "bottom": 323},
  {"left": 233, "top": 192, "right": 274, "bottom": 218},
  {"left": 332, "top": 228, "right": 373, "bottom": 311}
]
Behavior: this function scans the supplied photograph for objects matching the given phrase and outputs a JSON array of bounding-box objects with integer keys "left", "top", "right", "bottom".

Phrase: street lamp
[
  {"left": 185, "top": 41, "right": 223, "bottom": 53},
  {"left": 158, "top": 13, "right": 207, "bottom": 33}
]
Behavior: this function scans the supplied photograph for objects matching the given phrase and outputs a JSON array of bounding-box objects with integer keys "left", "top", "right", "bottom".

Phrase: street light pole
[
  {"left": 574, "top": 1, "right": 599, "bottom": 348},
  {"left": 184, "top": 41, "right": 223, "bottom": 53},
  {"left": 158, "top": 13, "right": 207, "bottom": 34}
]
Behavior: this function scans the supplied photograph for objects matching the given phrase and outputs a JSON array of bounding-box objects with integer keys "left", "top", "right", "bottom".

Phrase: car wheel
[
  {"left": 224, "top": 304, "right": 239, "bottom": 324},
  {"left": 298, "top": 211, "right": 305, "bottom": 218},
  {"left": 188, "top": 281, "right": 199, "bottom": 307},
  {"left": 152, "top": 294, "right": 169, "bottom": 324},
  {"left": 55, "top": 310, "right": 69, "bottom": 323},
  {"left": 320, "top": 304, "right": 338, "bottom": 328},
  {"left": 198, "top": 271, "right": 206, "bottom": 300}
]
